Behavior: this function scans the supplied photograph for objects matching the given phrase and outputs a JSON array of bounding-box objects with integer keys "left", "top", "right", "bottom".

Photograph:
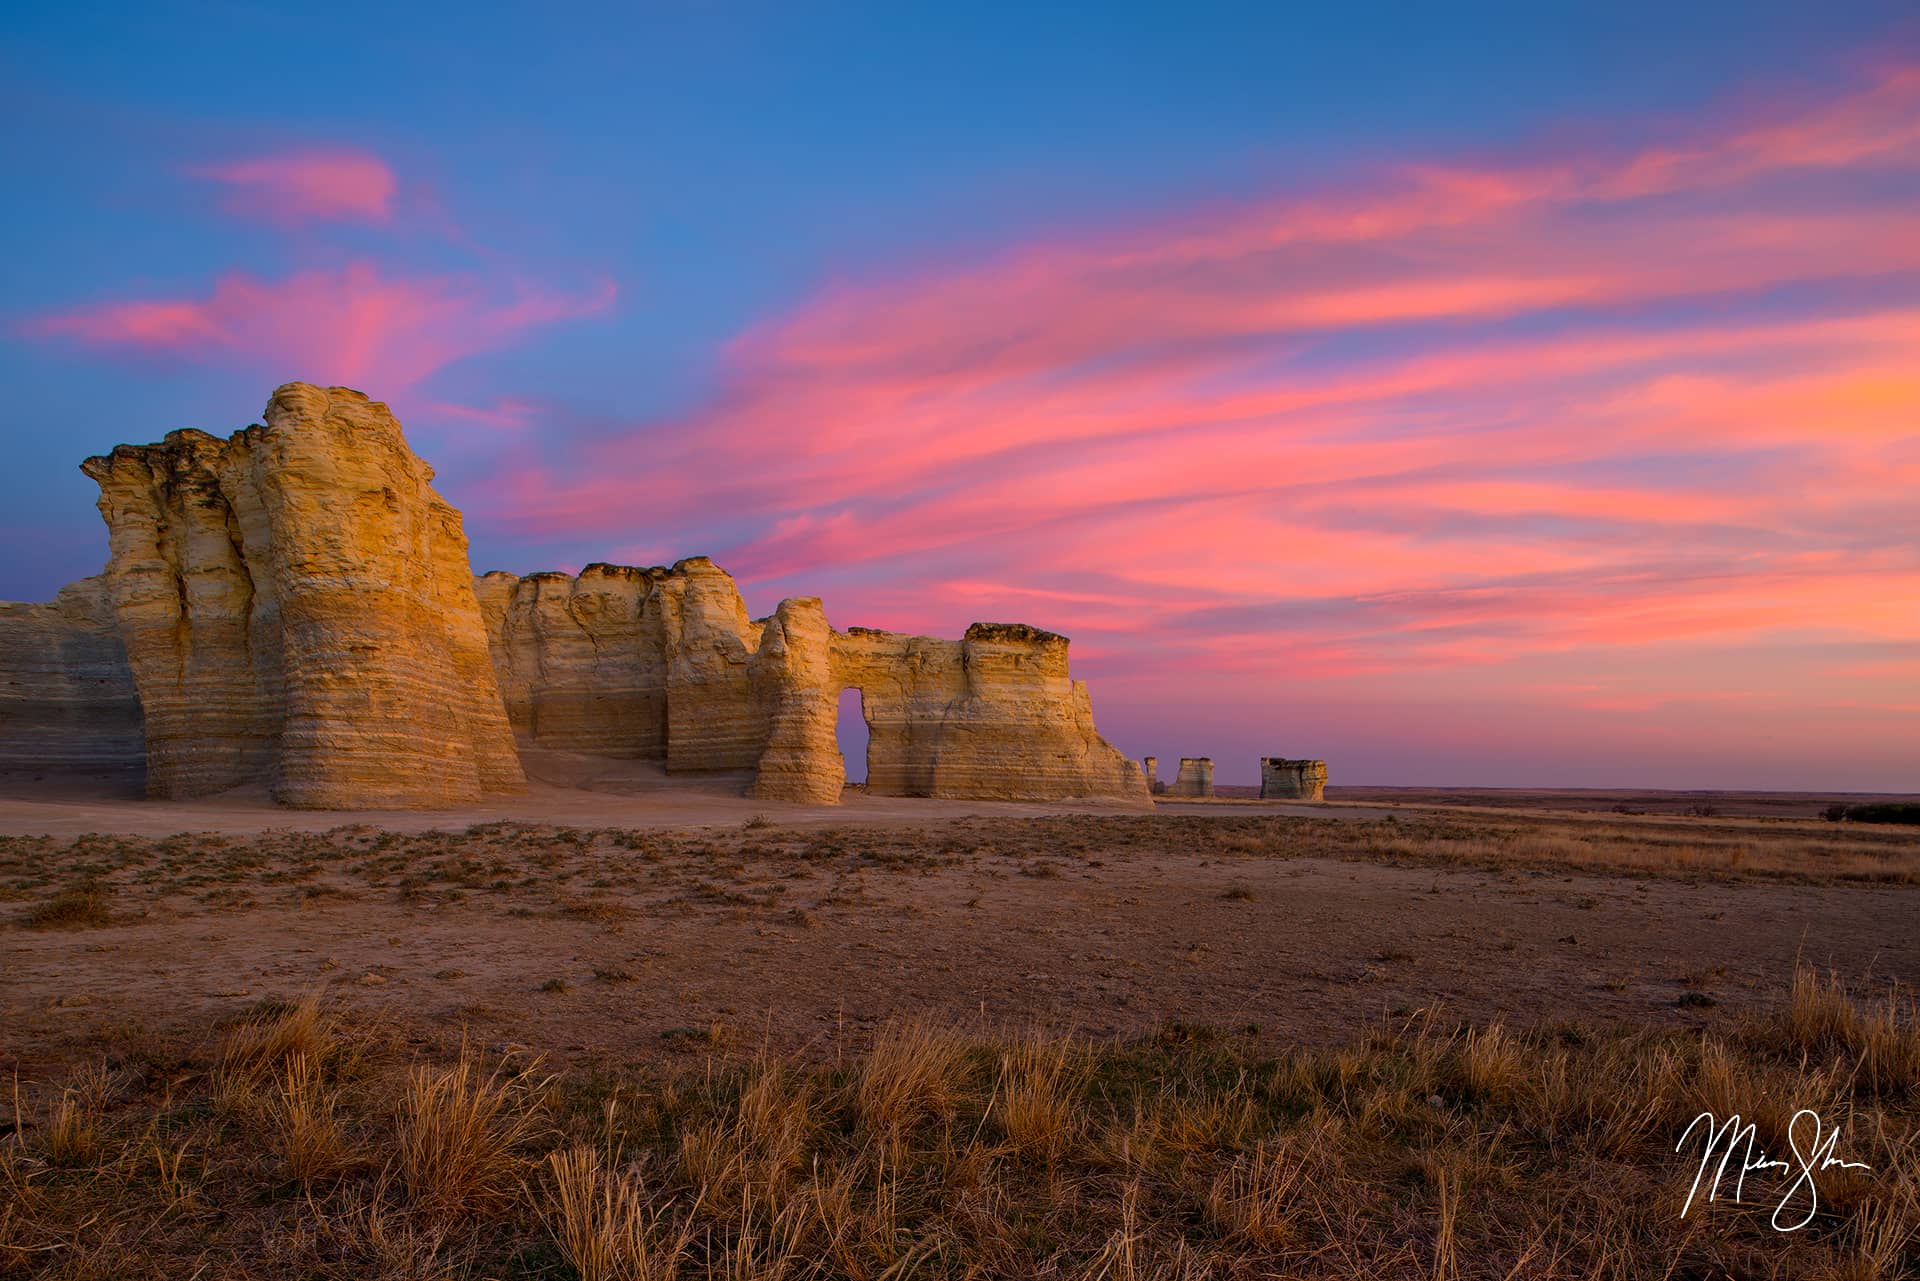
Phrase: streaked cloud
[
  {"left": 28, "top": 262, "right": 614, "bottom": 391},
  {"left": 466, "top": 61, "right": 1920, "bottom": 781},
  {"left": 189, "top": 147, "right": 399, "bottom": 225},
  {"left": 18, "top": 59, "right": 1919, "bottom": 784}
]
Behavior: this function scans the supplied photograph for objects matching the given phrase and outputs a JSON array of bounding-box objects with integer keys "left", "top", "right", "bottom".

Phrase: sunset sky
[{"left": 4, "top": 3, "right": 1917, "bottom": 789}]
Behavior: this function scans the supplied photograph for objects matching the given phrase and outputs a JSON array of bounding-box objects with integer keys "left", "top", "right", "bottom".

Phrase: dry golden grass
[
  {"left": 996, "top": 1036, "right": 1083, "bottom": 1160},
  {"left": 849, "top": 1020, "right": 970, "bottom": 1138},
  {"left": 4, "top": 966, "right": 1915, "bottom": 1277},
  {"left": 217, "top": 993, "right": 338, "bottom": 1083},
  {"left": 39, "top": 1085, "right": 101, "bottom": 1170},
  {"left": 543, "top": 1145, "right": 690, "bottom": 1281},
  {"left": 1205, "top": 1139, "right": 1307, "bottom": 1248},
  {"left": 268, "top": 1054, "right": 350, "bottom": 1187},
  {"left": 397, "top": 1049, "right": 551, "bottom": 1216}
]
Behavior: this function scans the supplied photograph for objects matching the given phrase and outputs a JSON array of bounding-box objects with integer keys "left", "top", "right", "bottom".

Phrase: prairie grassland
[
  {"left": 1, "top": 809, "right": 1914, "bottom": 927},
  {"left": 2, "top": 967, "right": 1916, "bottom": 1279},
  {"left": 1293, "top": 810, "right": 1920, "bottom": 883}
]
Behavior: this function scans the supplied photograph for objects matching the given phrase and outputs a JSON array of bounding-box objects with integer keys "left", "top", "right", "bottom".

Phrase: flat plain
[{"left": 3, "top": 780, "right": 1917, "bottom": 1278}]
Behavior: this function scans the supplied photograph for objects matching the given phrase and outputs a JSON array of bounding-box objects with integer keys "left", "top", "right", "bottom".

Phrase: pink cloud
[
  {"left": 28, "top": 261, "right": 615, "bottom": 390},
  {"left": 458, "top": 60, "right": 1920, "bottom": 785},
  {"left": 189, "top": 148, "right": 398, "bottom": 224}
]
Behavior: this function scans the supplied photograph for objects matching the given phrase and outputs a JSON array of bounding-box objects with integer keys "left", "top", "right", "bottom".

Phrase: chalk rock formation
[
  {"left": 1141, "top": 756, "right": 1163, "bottom": 794},
  {"left": 827, "top": 623, "right": 1143, "bottom": 801},
  {"left": 750, "top": 598, "right": 843, "bottom": 803},
  {"left": 473, "top": 563, "right": 672, "bottom": 756},
  {"left": 0, "top": 576, "right": 144, "bottom": 769},
  {"left": 1261, "top": 757, "right": 1327, "bottom": 801},
  {"left": 81, "top": 384, "right": 524, "bottom": 807},
  {"left": 480, "top": 564, "right": 1148, "bottom": 805},
  {"left": 662, "top": 557, "right": 768, "bottom": 773},
  {"left": 477, "top": 557, "right": 762, "bottom": 771},
  {"left": 1169, "top": 757, "right": 1214, "bottom": 798}
]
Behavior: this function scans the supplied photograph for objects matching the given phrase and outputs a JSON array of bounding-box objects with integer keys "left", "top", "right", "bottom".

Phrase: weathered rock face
[
  {"left": 477, "top": 557, "right": 764, "bottom": 771},
  {"left": 662, "top": 558, "right": 767, "bottom": 773},
  {"left": 474, "top": 563, "right": 671, "bottom": 756},
  {"left": 828, "top": 623, "right": 1144, "bottom": 801},
  {"left": 1169, "top": 757, "right": 1214, "bottom": 798},
  {"left": 1141, "top": 756, "right": 1162, "bottom": 794},
  {"left": 0, "top": 576, "right": 144, "bottom": 769},
  {"left": 1261, "top": 757, "right": 1327, "bottom": 801},
  {"left": 750, "top": 598, "right": 841, "bottom": 804},
  {"left": 81, "top": 384, "right": 524, "bottom": 807},
  {"left": 480, "top": 564, "right": 1148, "bottom": 805},
  {"left": 80, "top": 426, "right": 282, "bottom": 795}
]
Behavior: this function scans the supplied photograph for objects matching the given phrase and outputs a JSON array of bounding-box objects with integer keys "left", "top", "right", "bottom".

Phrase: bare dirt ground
[
  {"left": 0, "top": 753, "right": 1371, "bottom": 840},
  {"left": 5, "top": 796, "right": 1916, "bottom": 1082}
]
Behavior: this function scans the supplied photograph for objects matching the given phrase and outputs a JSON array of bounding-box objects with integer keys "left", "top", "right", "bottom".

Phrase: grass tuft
[
  {"left": 398, "top": 1049, "right": 550, "bottom": 1216},
  {"left": 22, "top": 880, "right": 112, "bottom": 929}
]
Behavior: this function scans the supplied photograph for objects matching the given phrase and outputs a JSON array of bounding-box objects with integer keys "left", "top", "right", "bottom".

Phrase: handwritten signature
[{"left": 1677, "top": 1110, "right": 1872, "bottom": 1231}]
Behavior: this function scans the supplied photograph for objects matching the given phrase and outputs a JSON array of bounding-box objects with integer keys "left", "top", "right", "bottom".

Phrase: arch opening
[{"left": 835, "top": 686, "right": 869, "bottom": 787}]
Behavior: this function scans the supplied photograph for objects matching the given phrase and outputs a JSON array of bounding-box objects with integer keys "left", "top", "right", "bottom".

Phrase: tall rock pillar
[{"left": 82, "top": 383, "right": 525, "bottom": 808}]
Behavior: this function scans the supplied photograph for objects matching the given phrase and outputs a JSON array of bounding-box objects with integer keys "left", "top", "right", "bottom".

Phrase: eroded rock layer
[
  {"left": 0, "top": 576, "right": 143, "bottom": 769},
  {"left": 1261, "top": 757, "right": 1327, "bottom": 801},
  {"left": 474, "top": 564, "right": 672, "bottom": 756},
  {"left": 81, "top": 384, "right": 524, "bottom": 807},
  {"left": 826, "top": 622, "right": 1144, "bottom": 803},
  {"left": 479, "top": 566, "right": 1147, "bottom": 805},
  {"left": 1169, "top": 757, "right": 1215, "bottom": 798}
]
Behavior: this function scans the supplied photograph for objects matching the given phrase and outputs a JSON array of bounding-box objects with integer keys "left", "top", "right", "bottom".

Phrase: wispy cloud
[
  {"left": 188, "top": 147, "right": 399, "bottom": 225},
  {"left": 28, "top": 262, "right": 615, "bottom": 390},
  {"left": 464, "top": 60, "right": 1920, "bottom": 782},
  {"left": 21, "top": 61, "right": 1920, "bottom": 784}
]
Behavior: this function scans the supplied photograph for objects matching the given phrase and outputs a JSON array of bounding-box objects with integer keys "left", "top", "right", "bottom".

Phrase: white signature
[{"left": 1677, "top": 1110, "right": 1872, "bottom": 1231}]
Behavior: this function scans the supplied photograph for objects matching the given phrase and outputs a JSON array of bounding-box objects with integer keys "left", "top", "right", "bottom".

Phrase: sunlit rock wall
[
  {"left": 82, "top": 383, "right": 525, "bottom": 807},
  {"left": 481, "top": 567, "right": 1148, "bottom": 805},
  {"left": 1261, "top": 757, "right": 1327, "bottom": 801}
]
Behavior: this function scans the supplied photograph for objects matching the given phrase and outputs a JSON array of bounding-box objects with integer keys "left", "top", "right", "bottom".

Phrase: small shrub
[
  {"left": 23, "top": 881, "right": 112, "bottom": 929},
  {"left": 1833, "top": 803, "right": 1920, "bottom": 826}
]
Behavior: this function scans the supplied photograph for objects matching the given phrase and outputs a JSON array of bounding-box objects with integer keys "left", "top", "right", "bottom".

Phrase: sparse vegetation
[
  {"left": 1, "top": 968, "right": 1916, "bottom": 1277},
  {"left": 2, "top": 809, "right": 1916, "bottom": 936},
  {"left": 19, "top": 880, "right": 111, "bottom": 930},
  {"left": 2, "top": 809, "right": 1914, "bottom": 1274}
]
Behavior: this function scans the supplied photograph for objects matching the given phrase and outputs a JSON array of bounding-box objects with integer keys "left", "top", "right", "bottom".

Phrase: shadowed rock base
[{"left": 0, "top": 576, "right": 143, "bottom": 770}]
